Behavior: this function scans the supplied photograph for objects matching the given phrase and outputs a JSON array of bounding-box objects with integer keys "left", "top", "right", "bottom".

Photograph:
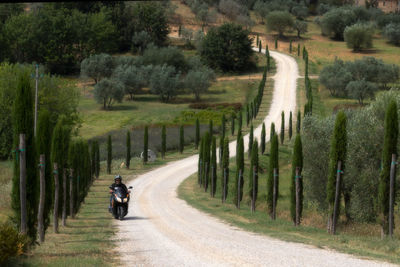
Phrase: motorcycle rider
[{"left": 109, "top": 175, "right": 129, "bottom": 214}]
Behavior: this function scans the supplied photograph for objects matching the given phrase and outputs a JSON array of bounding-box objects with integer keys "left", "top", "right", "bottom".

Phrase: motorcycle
[{"left": 109, "top": 185, "right": 133, "bottom": 220}]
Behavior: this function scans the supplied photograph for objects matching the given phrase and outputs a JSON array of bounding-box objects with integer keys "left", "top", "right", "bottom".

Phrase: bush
[
  {"left": 383, "top": 23, "right": 400, "bottom": 46},
  {"left": 266, "top": 11, "right": 294, "bottom": 37},
  {"left": 344, "top": 23, "right": 373, "bottom": 51},
  {"left": 199, "top": 23, "right": 253, "bottom": 72},
  {"left": 188, "top": 102, "right": 242, "bottom": 111},
  {"left": 0, "top": 221, "right": 29, "bottom": 264}
]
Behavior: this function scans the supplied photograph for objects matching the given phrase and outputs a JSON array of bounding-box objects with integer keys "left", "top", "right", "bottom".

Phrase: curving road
[{"left": 115, "top": 51, "right": 391, "bottom": 266}]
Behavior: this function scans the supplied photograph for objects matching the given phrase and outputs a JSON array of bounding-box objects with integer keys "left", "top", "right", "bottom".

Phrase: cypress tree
[
  {"left": 36, "top": 110, "right": 53, "bottom": 233},
  {"left": 267, "top": 134, "right": 279, "bottom": 217},
  {"left": 249, "top": 124, "right": 254, "bottom": 158},
  {"left": 259, "top": 41, "right": 262, "bottom": 52},
  {"left": 221, "top": 137, "right": 229, "bottom": 202},
  {"left": 296, "top": 110, "right": 301, "bottom": 133},
  {"left": 143, "top": 126, "right": 148, "bottom": 163},
  {"left": 91, "top": 141, "right": 96, "bottom": 175},
  {"left": 275, "top": 38, "right": 278, "bottom": 49},
  {"left": 297, "top": 44, "right": 300, "bottom": 57},
  {"left": 250, "top": 102, "right": 254, "bottom": 120},
  {"left": 256, "top": 33, "right": 259, "bottom": 44},
  {"left": 379, "top": 100, "right": 398, "bottom": 236},
  {"left": 219, "top": 135, "right": 224, "bottom": 167},
  {"left": 289, "top": 41, "right": 292, "bottom": 53},
  {"left": 326, "top": 111, "right": 347, "bottom": 232},
  {"left": 68, "top": 140, "right": 77, "bottom": 218},
  {"left": 289, "top": 111, "right": 293, "bottom": 140},
  {"left": 95, "top": 141, "right": 100, "bottom": 178},
  {"left": 246, "top": 104, "right": 250, "bottom": 126},
  {"left": 248, "top": 140, "right": 259, "bottom": 211},
  {"left": 179, "top": 125, "right": 184, "bottom": 154},
  {"left": 11, "top": 73, "right": 38, "bottom": 239},
  {"left": 211, "top": 136, "right": 217, "bottom": 197},
  {"left": 209, "top": 119, "right": 213, "bottom": 137},
  {"left": 231, "top": 113, "right": 235, "bottom": 136},
  {"left": 261, "top": 123, "right": 266, "bottom": 154},
  {"left": 238, "top": 111, "right": 243, "bottom": 132},
  {"left": 280, "top": 111, "right": 285, "bottom": 144},
  {"left": 290, "top": 134, "right": 303, "bottom": 225},
  {"left": 195, "top": 118, "right": 200, "bottom": 149},
  {"left": 107, "top": 135, "right": 112, "bottom": 173},
  {"left": 221, "top": 115, "right": 226, "bottom": 138},
  {"left": 161, "top": 125, "right": 166, "bottom": 158},
  {"left": 198, "top": 137, "right": 204, "bottom": 185},
  {"left": 270, "top": 122, "right": 275, "bottom": 141},
  {"left": 266, "top": 45, "right": 270, "bottom": 71},
  {"left": 234, "top": 135, "right": 244, "bottom": 207},
  {"left": 202, "top": 132, "right": 211, "bottom": 190},
  {"left": 126, "top": 131, "right": 131, "bottom": 169}
]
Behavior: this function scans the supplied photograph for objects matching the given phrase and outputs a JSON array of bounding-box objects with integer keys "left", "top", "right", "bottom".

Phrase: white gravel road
[{"left": 115, "top": 50, "right": 392, "bottom": 266}]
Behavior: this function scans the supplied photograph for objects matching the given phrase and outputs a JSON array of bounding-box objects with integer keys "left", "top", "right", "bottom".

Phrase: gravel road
[{"left": 115, "top": 50, "right": 392, "bottom": 266}]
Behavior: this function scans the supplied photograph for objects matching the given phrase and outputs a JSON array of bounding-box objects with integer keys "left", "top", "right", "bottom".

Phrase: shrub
[
  {"left": 0, "top": 221, "right": 29, "bottom": 264},
  {"left": 344, "top": 23, "right": 373, "bottom": 51}
]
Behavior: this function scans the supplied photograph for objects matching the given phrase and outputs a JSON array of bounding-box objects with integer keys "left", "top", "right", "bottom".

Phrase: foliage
[
  {"left": 107, "top": 135, "right": 112, "bottom": 174},
  {"left": 383, "top": 23, "right": 400, "bottom": 46},
  {"left": 267, "top": 134, "right": 279, "bottom": 216},
  {"left": 234, "top": 134, "right": 244, "bottom": 206},
  {"left": 261, "top": 123, "right": 266, "bottom": 154},
  {"left": 253, "top": 0, "right": 269, "bottom": 23},
  {"left": 93, "top": 78, "right": 124, "bottom": 109},
  {"left": 344, "top": 23, "right": 373, "bottom": 51},
  {"left": 211, "top": 136, "right": 217, "bottom": 197},
  {"left": 200, "top": 23, "right": 254, "bottom": 72},
  {"left": 346, "top": 80, "right": 378, "bottom": 105},
  {"left": 280, "top": 111, "right": 285, "bottom": 144},
  {"left": 221, "top": 137, "right": 230, "bottom": 201},
  {"left": 132, "top": 31, "right": 153, "bottom": 54},
  {"left": 378, "top": 100, "right": 398, "bottom": 235},
  {"left": 320, "top": 6, "right": 362, "bottom": 40},
  {"left": 266, "top": 11, "right": 294, "bottom": 37},
  {"left": 141, "top": 45, "right": 187, "bottom": 72},
  {"left": 296, "top": 110, "right": 301, "bottom": 134},
  {"left": 290, "top": 134, "right": 303, "bottom": 224},
  {"left": 249, "top": 124, "right": 254, "bottom": 157},
  {"left": 289, "top": 111, "right": 293, "bottom": 140},
  {"left": 294, "top": 20, "right": 308, "bottom": 38},
  {"left": 319, "top": 58, "right": 352, "bottom": 97},
  {"left": 195, "top": 118, "right": 200, "bottom": 150},
  {"left": 80, "top": 53, "right": 113, "bottom": 84},
  {"left": 149, "top": 65, "right": 181, "bottom": 103},
  {"left": 113, "top": 64, "right": 151, "bottom": 100},
  {"left": 184, "top": 67, "right": 215, "bottom": 101},
  {"left": 11, "top": 73, "right": 38, "bottom": 241},
  {"left": 248, "top": 140, "right": 259, "bottom": 208},
  {"left": 0, "top": 221, "right": 29, "bottom": 264}
]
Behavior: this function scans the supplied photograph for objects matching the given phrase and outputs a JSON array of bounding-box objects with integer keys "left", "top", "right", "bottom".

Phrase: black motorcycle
[{"left": 109, "top": 185, "right": 132, "bottom": 220}]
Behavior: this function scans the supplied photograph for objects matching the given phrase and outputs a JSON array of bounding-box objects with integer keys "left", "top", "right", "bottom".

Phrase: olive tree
[
  {"left": 344, "top": 23, "right": 373, "bottom": 52},
  {"left": 93, "top": 78, "right": 125, "bottom": 109},
  {"left": 383, "top": 23, "right": 400, "bottom": 46},
  {"left": 150, "top": 64, "right": 181, "bottom": 103},
  {"left": 345, "top": 79, "right": 378, "bottom": 105},
  {"left": 184, "top": 68, "right": 215, "bottom": 101},
  {"left": 80, "top": 53, "right": 113, "bottom": 84},
  {"left": 266, "top": 11, "right": 294, "bottom": 38}
]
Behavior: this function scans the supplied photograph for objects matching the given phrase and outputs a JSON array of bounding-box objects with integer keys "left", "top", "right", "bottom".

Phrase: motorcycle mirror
[{"left": 128, "top": 186, "right": 133, "bottom": 189}]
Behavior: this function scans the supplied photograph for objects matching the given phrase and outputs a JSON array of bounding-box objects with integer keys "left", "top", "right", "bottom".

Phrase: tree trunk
[
  {"left": 53, "top": 163, "right": 59, "bottom": 233},
  {"left": 38, "top": 154, "right": 45, "bottom": 243},
  {"left": 19, "top": 134, "right": 27, "bottom": 234},
  {"left": 62, "top": 168, "right": 67, "bottom": 226}
]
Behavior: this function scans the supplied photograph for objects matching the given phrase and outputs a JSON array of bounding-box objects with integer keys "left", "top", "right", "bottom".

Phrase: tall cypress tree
[
  {"left": 297, "top": 44, "right": 300, "bottom": 57},
  {"left": 259, "top": 41, "right": 262, "bottom": 52},
  {"left": 36, "top": 110, "right": 53, "bottom": 233},
  {"left": 248, "top": 140, "right": 259, "bottom": 211},
  {"left": 209, "top": 119, "right": 213, "bottom": 137},
  {"left": 261, "top": 123, "right": 266, "bottom": 155},
  {"left": 211, "top": 136, "right": 217, "bottom": 197},
  {"left": 107, "top": 135, "right": 112, "bottom": 173},
  {"left": 161, "top": 125, "right": 166, "bottom": 158},
  {"left": 202, "top": 132, "right": 211, "bottom": 190},
  {"left": 275, "top": 38, "right": 278, "bottom": 49},
  {"left": 195, "top": 118, "right": 200, "bottom": 149},
  {"left": 326, "top": 111, "right": 347, "bottom": 232},
  {"left": 290, "top": 134, "right": 303, "bottom": 224},
  {"left": 270, "top": 122, "right": 275, "bottom": 141},
  {"left": 126, "top": 131, "right": 131, "bottom": 169},
  {"left": 248, "top": 124, "right": 254, "bottom": 158},
  {"left": 198, "top": 137, "right": 204, "bottom": 185},
  {"left": 267, "top": 134, "right": 279, "bottom": 217},
  {"left": 219, "top": 135, "right": 224, "bottom": 168},
  {"left": 234, "top": 134, "right": 244, "bottom": 207},
  {"left": 143, "top": 126, "right": 148, "bottom": 163},
  {"left": 231, "top": 113, "right": 235, "bottom": 136},
  {"left": 250, "top": 102, "right": 254, "bottom": 120},
  {"left": 296, "top": 110, "right": 301, "bottom": 133},
  {"left": 238, "top": 111, "right": 243, "bottom": 132},
  {"left": 221, "top": 137, "right": 229, "bottom": 202},
  {"left": 289, "top": 111, "right": 293, "bottom": 140},
  {"left": 379, "top": 100, "right": 398, "bottom": 236},
  {"left": 246, "top": 104, "right": 250, "bottom": 126},
  {"left": 91, "top": 141, "right": 96, "bottom": 175},
  {"left": 221, "top": 115, "right": 225, "bottom": 138},
  {"left": 95, "top": 141, "right": 100, "bottom": 178},
  {"left": 11, "top": 73, "right": 38, "bottom": 239},
  {"left": 266, "top": 45, "right": 270, "bottom": 70},
  {"left": 179, "top": 125, "right": 184, "bottom": 154},
  {"left": 280, "top": 111, "right": 285, "bottom": 144}
]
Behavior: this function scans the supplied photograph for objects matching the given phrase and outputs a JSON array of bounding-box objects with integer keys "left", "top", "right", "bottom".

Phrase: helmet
[{"left": 114, "top": 175, "right": 122, "bottom": 182}]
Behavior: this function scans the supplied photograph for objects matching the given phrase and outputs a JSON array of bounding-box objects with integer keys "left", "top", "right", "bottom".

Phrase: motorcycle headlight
[
  {"left": 123, "top": 198, "right": 128, "bottom": 203},
  {"left": 116, "top": 196, "right": 122, "bottom": 203}
]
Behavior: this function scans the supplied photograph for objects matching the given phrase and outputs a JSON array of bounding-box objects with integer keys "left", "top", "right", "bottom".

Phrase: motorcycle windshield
[{"left": 114, "top": 186, "right": 127, "bottom": 198}]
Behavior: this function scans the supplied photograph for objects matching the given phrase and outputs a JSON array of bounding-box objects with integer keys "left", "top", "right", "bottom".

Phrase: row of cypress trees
[{"left": 11, "top": 73, "right": 100, "bottom": 244}]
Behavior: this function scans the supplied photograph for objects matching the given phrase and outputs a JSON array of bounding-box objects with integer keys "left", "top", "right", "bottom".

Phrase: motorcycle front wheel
[{"left": 118, "top": 205, "right": 124, "bottom": 220}]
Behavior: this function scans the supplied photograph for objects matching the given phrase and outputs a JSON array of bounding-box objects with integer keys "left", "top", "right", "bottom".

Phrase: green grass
[{"left": 178, "top": 139, "right": 400, "bottom": 265}]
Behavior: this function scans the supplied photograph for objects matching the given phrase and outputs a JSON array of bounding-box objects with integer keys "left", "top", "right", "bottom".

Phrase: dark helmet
[{"left": 114, "top": 175, "right": 122, "bottom": 182}]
